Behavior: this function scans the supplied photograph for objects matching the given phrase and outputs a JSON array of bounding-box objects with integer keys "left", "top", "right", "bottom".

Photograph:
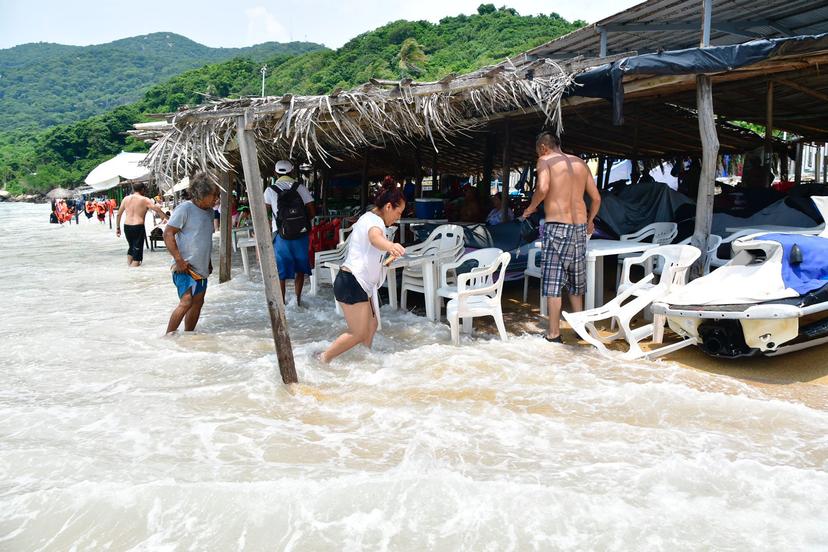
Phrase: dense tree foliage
[
  {"left": 0, "top": 33, "right": 322, "bottom": 131},
  {"left": 1, "top": 6, "right": 583, "bottom": 195}
]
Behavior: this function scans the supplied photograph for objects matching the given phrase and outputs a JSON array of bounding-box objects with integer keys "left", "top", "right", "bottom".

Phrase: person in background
[
  {"left": 116, "top": 182, "right": 169, "bottom": 267},
  {"left": 264, "top": 159, "right": 316, "bottom": 307},
  {"left": 320, "top": 188, "right": 406, "bottom": 363},
  {"left": 459, "top": 184, "right": 483, "bottom": 222},
  {"left": 163, "top": 172, "right": 219, "bottom": 334},
  {"left": 486, "top": 193, "right": 513, "bottom": 225},
  {"left": 95, "top": 200, "right": 107, "bottom": 223}
]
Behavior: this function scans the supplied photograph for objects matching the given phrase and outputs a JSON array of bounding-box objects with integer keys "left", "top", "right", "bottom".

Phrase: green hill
[
  {"left": 1, "top": 5, "right": 585, "bottom": 195},
  {"left": 0, "top": 33, "right": 324, "bottom": 131}
]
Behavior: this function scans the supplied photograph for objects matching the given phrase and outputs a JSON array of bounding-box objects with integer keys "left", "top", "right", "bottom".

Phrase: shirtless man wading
[
  {"left": 522, "top": 131, "right": 601, "bottom": 343},
  {"left": 116, "top": 182, "right": 168, "bottom": 267}
]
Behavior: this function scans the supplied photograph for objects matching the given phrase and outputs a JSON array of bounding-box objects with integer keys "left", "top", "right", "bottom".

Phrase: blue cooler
[{"left": 415, "top": 198, "right": 444, "bottom": 219}]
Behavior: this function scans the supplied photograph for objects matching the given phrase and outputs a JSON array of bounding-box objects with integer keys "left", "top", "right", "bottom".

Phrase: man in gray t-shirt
[{"left": 163, "top": 173, "right": 220, "bottom": 334}]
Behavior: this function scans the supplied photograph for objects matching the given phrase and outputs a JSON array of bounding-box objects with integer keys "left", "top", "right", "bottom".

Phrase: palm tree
[{"left": 398, "top": 38, "right": 427, "bottom": 76}]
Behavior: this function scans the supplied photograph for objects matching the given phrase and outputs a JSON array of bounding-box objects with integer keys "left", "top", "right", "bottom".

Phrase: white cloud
[{"left": 245, "top": 6, "right": 291, "bottom": 44}]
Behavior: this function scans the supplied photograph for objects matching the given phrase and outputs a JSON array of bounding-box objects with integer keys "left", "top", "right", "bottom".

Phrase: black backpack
[{"left": 273, "top": 181, "right": 309, "bottom": 239}]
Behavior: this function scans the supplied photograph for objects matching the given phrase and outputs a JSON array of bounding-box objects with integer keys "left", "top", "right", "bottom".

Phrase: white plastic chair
[
  {"left": 324, "top": 226, "right": 398, "bottom": 313},
  {"left": 617, "top": 222, "right": 678, "bottom": 285},
  {"left": 677, "top": 234, "right": 723, "bottom": 275},
  {"left": 437, "top": 248, "right": 503, "bottom": 318},
  {"left": 400, "top": 224, "right": 465, "bottom": 312},
  {"left": 620, "top": 222, "right": 678, "bottom": 245},
  {"left": 522, "top": 247, "right": 547, "bottom": 316},
  {"left": 564, "top": 244, "right": 700, "bottom": 359},
  {"left": 310, "top": 242, "right": 348, "bottom": 295},
  {"left": 447, "top": 252, "right": 511, "bottom": 345}
]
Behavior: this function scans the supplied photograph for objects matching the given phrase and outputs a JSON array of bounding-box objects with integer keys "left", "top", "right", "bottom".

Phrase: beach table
[
  {"left": 385, "top": 251, "right": 448, "bottom": 321},
  {"left": 397, "top": 218, "right": 448, "bottom": 244},
  {"left": 533, "top": 239, "right": 659, "bottom": 310},
  {"left": 232, "top": 226, "right": 253, "bottom": 251}
]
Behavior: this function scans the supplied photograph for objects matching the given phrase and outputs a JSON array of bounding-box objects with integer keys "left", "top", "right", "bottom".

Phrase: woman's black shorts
[{"left": 333, "top": 270, "right": 369, "bottom": 304}]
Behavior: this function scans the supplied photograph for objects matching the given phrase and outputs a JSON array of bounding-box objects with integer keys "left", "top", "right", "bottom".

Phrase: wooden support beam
[
  {"left": 235, "top": 116, "right": 297, "bottom": 385},
  {"left": 432, "top": 150, "right": 440, "bottom": 195},
  {"left": 501, "top": 121, "right": 512, "bottom": 217},
  {"left": 774, "top": 78, "right": 828, "bottom": 104},
  {"left": 218, "top": 171, "right": 232, "bottom": 283},
  {"left": 321, "top": 170, "right": 329, "bottom": 214},
  {"left": 765, "top": 80, "right": 775, "bottom": 187},
  {"left": 794, "top": 142, "right": 803, "bottom": 185},
  {"left": 414, "top": 148, "right": 423, "bottom": 198},
  {"left": 690, "top": 74, "right": 720, "bottom": 280},
  {"left": 482, "top": 133, "right": 495, "bottom": 200},
  {"left": 360, "top": 154, "right": 370, "bottom": 211}
]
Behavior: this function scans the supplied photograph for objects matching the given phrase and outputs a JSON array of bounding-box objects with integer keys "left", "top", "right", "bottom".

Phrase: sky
[{"left": 0, "top": 0, "right": 642, "bottom": 50}]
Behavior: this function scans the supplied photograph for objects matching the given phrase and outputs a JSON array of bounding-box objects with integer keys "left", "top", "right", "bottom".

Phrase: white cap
[{"left": 275, "top": 160, "right": 294, "bottom": 175}]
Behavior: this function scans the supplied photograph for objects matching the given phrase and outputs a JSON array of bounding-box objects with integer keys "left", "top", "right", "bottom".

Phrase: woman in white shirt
[{"left": 321, "top": 188, "right": 406, "bottom": 363}]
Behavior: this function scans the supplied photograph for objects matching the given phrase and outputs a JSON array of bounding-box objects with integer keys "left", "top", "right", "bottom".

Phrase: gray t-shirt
[{"left": 167, "top": 201, "right": 214, "bottom": 278}]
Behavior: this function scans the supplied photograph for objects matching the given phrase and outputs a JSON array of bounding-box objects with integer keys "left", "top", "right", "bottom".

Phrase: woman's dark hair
[{"left": 374, "top": 187, "right": 405, "bottom": 209}]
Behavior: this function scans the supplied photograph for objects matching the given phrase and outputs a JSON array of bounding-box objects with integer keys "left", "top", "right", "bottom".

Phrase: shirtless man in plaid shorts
[{"left": 522, "top": 132, "right": 601, "bottom": 343}]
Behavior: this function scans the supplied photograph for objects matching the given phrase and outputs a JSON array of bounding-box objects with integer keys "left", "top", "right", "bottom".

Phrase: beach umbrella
[
  {"left": 84, "top": 152, "right": 150, "bottom": 192},
  {"left": 46, "top": 187, "right": 74, "bottom": 199},
  {"left": 163, "top": 177, "right": 190, "bottom": 197}
]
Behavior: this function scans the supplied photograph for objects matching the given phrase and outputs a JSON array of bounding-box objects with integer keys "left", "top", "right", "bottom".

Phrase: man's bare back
[
  {"left": 121, "top": 193, "right": 155, "bottom": 225},
  {"left": 523, "top": 144, "right": 601, "bottom": 236},
  {"left": 538, "top": 152, "right": 590, "bottom": 225}
]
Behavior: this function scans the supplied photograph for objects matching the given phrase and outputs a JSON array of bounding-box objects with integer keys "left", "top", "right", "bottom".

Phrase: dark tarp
[
  {"left": 571, "top": 34, "right": 828, "bottom": 125},
  {"left": 597, "top": 181, "right": 694, "bottom": 236},
  {"left": 412, "top": 219, "right": 540, "bottom": 279}
]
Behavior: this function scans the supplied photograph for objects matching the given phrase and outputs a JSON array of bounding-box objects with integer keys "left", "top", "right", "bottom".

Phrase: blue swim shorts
[
  {"left": 172, "top": 271, "right": 208, "bottom": 299},
  {"left": 273, "top": 233, "right": 312, "bottom": 280}
]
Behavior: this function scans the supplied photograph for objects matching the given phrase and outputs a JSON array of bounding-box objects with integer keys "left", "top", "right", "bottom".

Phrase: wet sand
[{"left": 475, "top": 280, "right": 828, "bottom": 397}]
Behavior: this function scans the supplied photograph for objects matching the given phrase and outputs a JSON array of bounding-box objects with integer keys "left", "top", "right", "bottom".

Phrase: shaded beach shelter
[{"left": 84, "top": 152, "right": 150, "bottom": 192}]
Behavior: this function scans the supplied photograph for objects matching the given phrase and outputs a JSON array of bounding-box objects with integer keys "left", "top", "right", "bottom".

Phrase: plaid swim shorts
[{"left": 541, "top": 222, "right": 587, "bottom": 297}]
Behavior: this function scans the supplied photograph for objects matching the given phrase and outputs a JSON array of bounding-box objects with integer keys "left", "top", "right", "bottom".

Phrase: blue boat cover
[{"left": 757, "top": 234, "right": 828, "bottom": 295}]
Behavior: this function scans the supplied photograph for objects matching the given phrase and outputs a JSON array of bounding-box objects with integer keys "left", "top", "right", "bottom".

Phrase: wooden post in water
[
  {"left": 500, "top": 120, "right": 512, "bottom": 217},
  {"left": 235, "top": 115, "right": 298, "bottom": 384},
  {"left": 218, "top": 171, "right": 232, "bottom": 283},
  {"left": 690, "top": 0, "right": 719, "bottom": 280}
]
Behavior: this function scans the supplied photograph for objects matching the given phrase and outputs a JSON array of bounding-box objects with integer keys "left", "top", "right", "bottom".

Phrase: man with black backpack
[{"left": 264, "top": 159, "right": 317, "bottom": 306}]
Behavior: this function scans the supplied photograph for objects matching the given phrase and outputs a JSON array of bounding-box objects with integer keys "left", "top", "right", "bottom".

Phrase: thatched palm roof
[{"left": 135, "top": 60, "right": 575, "bottom": 183}]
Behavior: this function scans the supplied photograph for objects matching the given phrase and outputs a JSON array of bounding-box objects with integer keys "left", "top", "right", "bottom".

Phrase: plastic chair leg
[
  {"left": 240, "top": 247, "right": 250, "bottom": 276},
  {"left": 449, "top": 315, "right": 461, "bottom": 345},
  {"left": 462, "top": 317, "right": 472, "bottom": 334},
  {"left": 523, "top": 275, "right": 529, "bottom": 302},
  {"left": 494, "top": 311, "right": 508, "bottom": 341}
]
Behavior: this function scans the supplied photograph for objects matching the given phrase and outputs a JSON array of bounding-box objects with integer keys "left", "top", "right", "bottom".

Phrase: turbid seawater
[{"left": 1, "top": 203, "right": 827, "bottom": 550}]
